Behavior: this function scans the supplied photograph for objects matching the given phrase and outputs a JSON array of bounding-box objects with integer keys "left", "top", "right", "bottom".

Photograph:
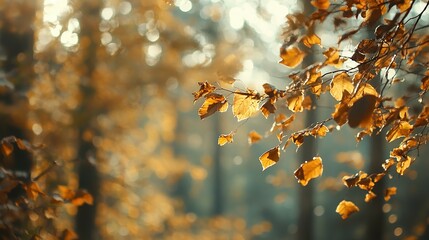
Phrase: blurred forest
[{"left": 1, "top": 0, "right": 429, "bottom": 240}]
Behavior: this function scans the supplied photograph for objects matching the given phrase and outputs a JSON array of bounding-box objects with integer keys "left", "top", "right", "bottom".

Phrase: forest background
[{"left": 1, "top": 0, "right": 429, "bottom": 239}]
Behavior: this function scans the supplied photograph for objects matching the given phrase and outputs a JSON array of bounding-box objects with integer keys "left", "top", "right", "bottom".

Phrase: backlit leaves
[
  {"left": 198, "top": 93, "right": 228, "bottom": 120},
  {"left": 311, "top": 0, "right": 330, "bottom": 10},
  {"left": 287, "top": 91, "right": 304, "bottom": 112},
  {"left": 294, "top": 156, "right": 323, "bottom": 186},
  {"left": 301, "top": 34, "right": 321, "bottom": 48},
  {"left": 336, "top": 200, "right": 359, "bottom": 219},
  {"left": 192, "top": 82, "right": 216, "bottom": 102},
  {"left": 330, "top": 73, "right": 353, "bottom": 101},
  {"left": 386, "top": 121, "right": 413, "bottom": 142},
  {"left": 280, "top": 46, "right": 305, "bottom": 68},
  {"left": 259, "top": 147, "right": 280, "bottom": 171},
  {"left": 218, "top": 132, "right": 234, "bottom": 146},
  {"left": 233, "top": 92, "right": 260, "bottom": 121}
]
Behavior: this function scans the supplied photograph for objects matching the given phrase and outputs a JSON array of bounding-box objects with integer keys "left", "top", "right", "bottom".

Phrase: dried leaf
[
  {"left": 348, "top": 95, "right": 378, "bottom": 128},
  {"left": 396, "top": 156, "right": 412, "bottom": 175},
  {"left": 248, "top": 131, "right": 262, "bottom": 145},
  {"left": 332, "top": 101, "right": 349, "bottom": 126},
  {"left": 192, "top": 82, "right": 216, "bottom": 102},
  {"left": 311, "top": 0, "right": 330, "bottom": 10},
  {"left": 384, "top": 187, "right": 397, "bottom": 201},
  {"left": 324, "top": 48, "right": 344, "bottom": 68},
  {"left": 386, "top": 121, "right": 413, "bottom": 142},
  {"left": 311, "top": 125, "right": 329, "bottom": 138},
  {"left": 218, "top": 132, "right": 234, "bottom": 146},
  {"left": 198, "top": 93, "right": 228, "bottom": 120},
  {"left": 233, "top": 93, "right": 260, "bottom": 121},
  {"left": 301, "top": 33, "right": 321, "bottom": 48},
  {"left": 365, "top": 191, "right": 377, "bottom": 202},
  {"left": 259, "top": 147, "right": 280, "bottom": 171},
  {"left": 280, "top": 46, "right": 305, "bottom": 68},
  {"left": 287, "top": 91, "right": 304, "bottom": 112},
  {"left": 336, "top": 200, "right": 359, "bottom": 219},
  {"left": 261, "top": 99, "right": 276, "bottom": 118},
  {"left": 294, "top": 156, "right": 323, "bottom": 186},
  {"left": 330, "top": 72, "right": 354, "bottom": 101}
]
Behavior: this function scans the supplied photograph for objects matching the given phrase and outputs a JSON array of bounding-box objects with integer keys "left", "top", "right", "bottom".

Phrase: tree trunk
[
  {"left": 212, "top": 113, "right": 224, "bottom": 216},
  {"left": 74, "top": 2, "right": 102, "bottom": 239}
]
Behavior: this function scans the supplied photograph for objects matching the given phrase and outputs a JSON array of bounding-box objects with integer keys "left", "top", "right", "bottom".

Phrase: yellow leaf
[
  {"left": 233, "top": 93, "right": 260, "bottom": 121},
  {"left": 396, "top": 156, "right": 412, "bottom": 175},
  {"left": 330, "top": 72, "right": 354, "bottom": 101},
  {"left": 311, "top": 0, "right": 330, "bottom": 10},
  {"left": 301, "top": 33, "right": 321, "bottom": 48},
  {"left": 280, "top": 46, "right": 305, "bottom": 68},
  {"left": 192, "top": 82, "right": 216, "bottom": 102},
  {"left": 287, "top": 92, "right": 304, "bottom": 112},
  {"left": 294, "top": 156, "right": 323, "bottom": 186},
  {"left": 248, "top": 131, "right": 262, "bottom": 145},
  {"left": 386, "top": 121, "right": 413, "bottom": 142},
  {"left": 336, "top": 200, "right": 359, "bottom": 219},
  {"left": 348, "top": 95, "right": 378, "bottom": 129},
  {"left": 324, "top": 48, "right": 344, "bottom": 68},
  {"left": 384, "top": 187, "right": 397, "bottom": 201},
  {"left": 218, "top": 132, "right": 234, "bottom": 146},
  {"left": 311, "top": 125, "right": 329, "bottom": 138},
  {"left": 198, "top": 93, "right": 228, "bottom": 120},
  {"left": 365, "top": 191, "right": 376, "bottom": 203},
  {"left": 259, "top": 147, "right": 280, "bottom": 171}
]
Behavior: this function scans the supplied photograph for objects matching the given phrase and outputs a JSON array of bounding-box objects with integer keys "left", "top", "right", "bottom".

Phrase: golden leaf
[
  {"left": 301, "top": 33, "right": 321, "bottom": 48},
  {"left": 365, "top": 191, "right": 376, "bottom": 202},
  {"left": 330, "top": 72, "right": 354, "bottom": 101},
  {"left": 324, "top": 48, "right": 344, "bottom": 68},
  {"left": 71, "top": 189, "right": 94, "bottom": 206},
  {"left": 233, "top": 93, "right": 260, "bottom": 121},
  {"left": 384, "top": 187, "right": 397, "bottom": 201},
  {"left": 336, "top": 200, "right": 359, "bottom": 219},
  {"left": 396, "top": 156, "right": 412, "bottom": 175},
  {"left": 218, "top": 132, "right": 234, "bottom": 146},
  {"left": 198, "top": 93, "right": 228, "bottom": 120},
  {"left": 259, "top": 147, "right": 280, "bottom": 171},
  {"left": 192, "top": 82, "right": 216, "bottom": 102},
  {"left": 386, "top": 121, "right": 413, "bottom": 142},
  {"left": 287, "top": 91, "right": 304, "bottom": 112},
  {"left": 261, "top": 99, "right": 276, "bottom": 118},
  {"left": 294, "top": 156, "right": 323, "bottom": 186},
  {"left": 280, "top": 46, "right": 305, "bottom": 68},
  {"left": 311, "top": 125, "right": 329, "bottom": 138},
  {"left": 348, "top": 95, "right": 378, "bottom": 128},
  {"left": 311, "top": 0, "right": 330, "bottom": 10},
  {"left": 332, "top": 101, "right": 349, "bottom": 126},
  {"left": 248, "top": 131, "right": 262, "bottom": 145}
]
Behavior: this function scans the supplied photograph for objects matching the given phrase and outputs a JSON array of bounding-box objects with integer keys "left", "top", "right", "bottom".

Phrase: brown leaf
[
  {"left": 365, "top": 191, "right": 377, "bottom": 202},
  {"left": 287, "top": 91, "right": 304, "bottom": 112},
  {"left": 414, "top": 106, "right": 429, "bottom": 128},
  {"left": 280, "top": 46, "right": 305, "bottom": 68},
  {"left": 301, "top": 33, "right": 321, "bottom": 48},
  {"left": 198, "top": 93, "right": 228, "bottom": 120},
  {"left": 192, "top": 82, "right": 216, "bottom": 102},
  {"left": 311, "top": 125, "right": 329, "bottom": 138},
  {"left": 323, "top": 48, "right": 344, "bottom": 68},
  {"left": 261, "top": 99, "right": 276, "bottom": 118},
  {"left": 71, "top": 189, "right": 93, "bottom": 206},
  {"left": 348, "top": 95, "right": 378, "bottom": 128},
  {"left": 332, "top": 101, "right": 350, "bottom": 126},
  {"left": 259, "top": 147, "right": 280, "bottom": 171},
  {"left": 386, "top": 121, "right": 413, "bottom": 142},
  {"left": 233, "top": 93, "right": 260, "bottom": 121},
  {"left": 384, "top": 187, "right": 397, "bottom": 201},
  {"left": 218, "top": 132, "right": 234, "bottom": 146},
  {"left": 396, "top": 156, "right": 412, "bottom": 175},
  {"left": 330, "top": 72, "right": 354, "bottom": 101},
  {"left": 311, "top": 0, "right": 330, "bottom": 10},
  {"left": 294, "top": 156, "right": 323, "bottom": 186},
  {"left": 336, "top": 200, "right": 359, "bottom": 219},
  {"left": 248, "top": 131, "right": 262, "bottom": 145}
]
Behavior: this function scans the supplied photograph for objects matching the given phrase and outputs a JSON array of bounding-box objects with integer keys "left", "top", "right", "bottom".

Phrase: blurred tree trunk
[
  {"left": 212, "top": 113, "right": 224, "bottom": 215},
  {"left": 74, "top": 2, "right": 101, "bottom": 239}
]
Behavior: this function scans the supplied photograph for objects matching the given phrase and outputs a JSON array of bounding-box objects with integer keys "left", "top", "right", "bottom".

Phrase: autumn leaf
[
  {"left": 259, "top": 147, "right": 280, "bottom": 171},
  {"left": 384, "top": 187, "right": 397, "bottom": 201},
  {"left": 414, "top": 106, "right": 429, "bottom": 127},
  {"left": 386, "top": 121, "right": 413, "bottom": 142},
  {"left": 248, "top": 131, "right": 262, "bottom": 145},
  {"left": 261, "top": 99, "right": 276, "bottom": 118},
  {"left": 24, "top": 181, "right": 44, "bottom": 200},
  {"left": 233, "top": 93, "right": 260, "bottom": 121},
  {"left": 396, "top": 156, "right": 412, "bottom": 175},
  {"left": 348, "top": 95, "right": 378, "bottom": 128},
  {"left": 301, "top": 33, "right": 321, "bottom": 48},
  {"left": 294, "top": 156, "right": 323, "bottom": 186},
  {"left": 311, "top": 0, "right": 330, "bottom": 10},
  {"left": 280, "top": 46, "right": 305, "bottom": 68},
  {"left": 218, "top": 132, "right": 234, "bottom": 146},
  {"left": 198, "top": 93, "right": 228, "bottom": 120},
  {"left": 330, "top": 72, "right": 354, "bottom": 101},
  {"left": 192, "top": 82, "right": 216, "bottom": 102},
  {"left": 365, "top": 191, "right": 376, "bottom": 202},
  {"left": 332, "top": 101, "right": 349, "bottom": 126},
  {"left": 287, "top": 91, "right": 304, "bottom": 112},
  {"left": 310, "top": 125, "right": 329, "bottom": 138},
  {"left": 323, "top": 48, "right": 344, "bottom": 68},
  {"left": 336, "top": 200, "right": 359, "bottom": 219},
  {"left": 71, "top": 189, "right": 94, "bottom": 206},
  {"left": 1, "top": 140, "right": 13, "bottom": 157}
]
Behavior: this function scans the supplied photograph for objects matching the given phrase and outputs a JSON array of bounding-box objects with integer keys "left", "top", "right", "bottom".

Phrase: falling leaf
[
  {"left": 311, "top": 0, "right": 330, "bottom": 10},
  {"left": 192, "top": 82, "right": 216, "bottom": 102},
  {"left": 336, "top": 200, "right": 359, "bottom": 219},
  {"left": 386, "top": 121, "right": 413, "bottom": 142},
  {"left": 259, "top": 147, "right": 280, "bottom": 171},
  {"left": 330, "top": 72, "right": 354, "bottom": 101},
  {"left": 348, "top": 95, "right": 378, "bottom": 128},
  {"left": 233, "top": 93, "right": 260, "bottom": 121},
  {"left": 280, "top": 46, "right": 305, "bottom": 68},
  {"left": 365, "top": 191, "right": 377, "bottom": 202},
  {"left": 248, "top": 131, "right": 262, "bottom": 145},
  {"left": 218, "top": 132, "right": 234, "bottom": 146},
  {"left": 287, "top": 91, "right": 304, "bottom": 112},
  {"left": 198, "top": 93, "right": 228, "bottom": 120},
  {"left": 384, "top": 187, "right": 397, "bottom": 201},
  {"left": 301, "top": 33, "right": 321, "bottom": 48},
  {"left": 294, "top": 156, "right": 323, "bottom": 186}
]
